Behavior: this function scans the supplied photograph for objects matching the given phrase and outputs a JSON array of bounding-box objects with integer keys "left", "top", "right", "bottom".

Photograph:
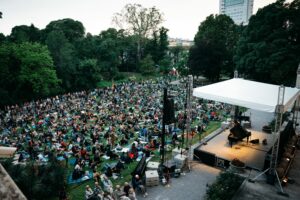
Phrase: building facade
[{"left": 219, "top": 0, "right": 254, "bottom": 25}]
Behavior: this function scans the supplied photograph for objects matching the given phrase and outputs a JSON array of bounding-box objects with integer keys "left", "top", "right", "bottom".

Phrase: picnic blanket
[{"left": 67, "top": 171, "right": 93, "bottom": 184}]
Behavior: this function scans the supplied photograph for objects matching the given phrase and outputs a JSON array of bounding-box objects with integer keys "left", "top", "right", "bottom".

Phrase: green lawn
[{"left": 96, "top": 72, "right": 160, "bottom": 88}]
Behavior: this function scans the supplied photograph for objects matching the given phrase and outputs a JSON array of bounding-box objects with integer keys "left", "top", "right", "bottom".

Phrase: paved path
[{"left": 137, "top": 162, "right": 220, "bottom": 200}]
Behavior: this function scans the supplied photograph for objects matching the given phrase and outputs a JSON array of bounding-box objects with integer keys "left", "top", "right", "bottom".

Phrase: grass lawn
[{"left": 97, "top": 72, "right": 160, "bottom": 88}]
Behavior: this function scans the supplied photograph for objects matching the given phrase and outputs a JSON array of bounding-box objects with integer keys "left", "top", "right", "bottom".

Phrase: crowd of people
[{"left": 0, "top": 77, "right": 231, "bottom": 199}]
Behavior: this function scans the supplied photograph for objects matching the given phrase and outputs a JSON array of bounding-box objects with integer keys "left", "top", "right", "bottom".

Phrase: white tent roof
[{"left": 193, "top": 78, "right": 300, "bottom": 113}]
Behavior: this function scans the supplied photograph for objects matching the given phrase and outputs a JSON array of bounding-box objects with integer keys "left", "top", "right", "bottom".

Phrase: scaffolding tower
[{"left": 249, "top": 85, "right": 288, "bottom": 196}]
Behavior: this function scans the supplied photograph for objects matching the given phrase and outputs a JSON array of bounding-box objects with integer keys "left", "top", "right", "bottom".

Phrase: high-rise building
[{"left": 219, "top": 0, "right": 254, "bottom": 25}]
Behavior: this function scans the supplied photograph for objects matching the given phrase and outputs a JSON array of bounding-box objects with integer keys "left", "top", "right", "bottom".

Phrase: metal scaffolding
[{"left": 249, "top": 85, "right": 288, "bottom": 196}]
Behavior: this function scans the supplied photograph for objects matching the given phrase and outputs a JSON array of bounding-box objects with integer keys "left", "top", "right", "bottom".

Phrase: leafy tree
[
  {"left": 74, "top": 33, "right": 99, "bottom": 60},
  {"left": 1, "top": 159, "right": 66, "bottom": 200},
  {"left": 158, "top": 27, "right": 169, "bottom": 61},
  {"left": 75, "top": 58, "right": 102, "bottom": 90},
  {"left": 113, "top": 4, "right": 164, "bottom": 62},
  {"left": 0, "top": 42, "right": 60, "bottom": 105},
  {"left": 145, "top": 27, "right": 169, "bottom": 65},
  {"left": 206, "top": 171, "right": 244, "bottom": 200},
  {"left": 9, "top": 24, "right": 41, "bottom": 43},
  {"left": 173, "top": 49, "right": 189, "bottom": 76},
  {"left": 189, "top": 14, "right": 239, "bottom": 82},
  {"left": 140, "top": 54, "right": 156, "bottom": 75},
  {"left": 170, "top": 46, "right": 184, "bottom": 65},
  {"left": 158, "top": 56, "right": 172, "bottom": 74},
  {"left": 119, "top": 34, "right": 139, "bottom": 72},
  {"left": 45, "top": 30, "right": 76, "bottom": 90},
  {"left": 234, "top": 0, "right": 300, "bottom": 86},
  {"left": 42, "top": 18, "right": 85, "bottom": 43},
  {"left": 96, "top": 28, "right": 124, "bottom": 80},
  {"left": 0, "top": 33, "right": 6, "bottom": 43}
]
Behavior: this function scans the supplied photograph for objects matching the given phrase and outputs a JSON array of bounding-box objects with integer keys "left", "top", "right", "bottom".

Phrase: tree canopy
[
  {"left": 188, "top": 14, "right": 239, "bottom": 82},
  {"left": 234, "top": 0, "right": 300, "bottom": 86},
  {"left": 0, "top": 12, "right": 171, "bottom": 107},
  {"left": 0, "top": 42, "right": 60, "bottom": 105}
]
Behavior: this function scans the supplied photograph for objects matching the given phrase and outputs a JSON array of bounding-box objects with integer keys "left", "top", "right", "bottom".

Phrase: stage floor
[{"left": 197, "top": 129, "right": 274, "bottom": 170}]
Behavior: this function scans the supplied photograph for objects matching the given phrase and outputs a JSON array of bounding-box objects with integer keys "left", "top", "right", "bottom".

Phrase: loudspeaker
[
  {"left": 250, "top": 139, "right": 259, "bottom": 144},
  {"left": 164, "top": 98, "right": 175, "bottom": 124}
]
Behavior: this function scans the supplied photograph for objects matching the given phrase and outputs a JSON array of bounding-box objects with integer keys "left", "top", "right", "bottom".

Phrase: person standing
[{"left": 197, "top": 124, "right": 204, "bottom": 141}]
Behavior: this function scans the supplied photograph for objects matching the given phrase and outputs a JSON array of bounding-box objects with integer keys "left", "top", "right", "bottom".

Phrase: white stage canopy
[{"left": 193, "top": 78, "right": 300, "bottom": 113}]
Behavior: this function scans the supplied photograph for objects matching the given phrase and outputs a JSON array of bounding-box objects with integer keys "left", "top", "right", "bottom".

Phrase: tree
[
  {"left": 9, "top": 24, "right": 41, "bottom": 43},
  {"left": 0, "top": 33, "right": 6, "bottom": 43},
  {"left": 145, "top": 27, "right": 169, "bottom": 65},
  {"left": 75, "top": 59, "right": 102, "bottom": 90},
  {"left": 97, "top": 28, "right": 123, "bottom": 80},
  {"left": 171, "top": 48, "right": 189, "bottom": 76},
  {"left": 45, "top": 30, "right": 76, "bottom": 90},
  {"left": 0, "top": 42, "right": 60, "bottom": 105},
  {"left": 42, "top": 18, "right": 85, "bottom": 43},
  {"left": 1, "top": 159, "right": 66, "bottom": 200},
  {"left": 234, "top": 0, "right": 300, "bottom": 86},
  {"left": 113, "top": 4, "right": 164, "bottom": 63},
  {"left": 189, "top": 14, "right": 239, "bottom": 82},
  {"left": 140, "top": 54, "right": 156, "bottom": 75}
]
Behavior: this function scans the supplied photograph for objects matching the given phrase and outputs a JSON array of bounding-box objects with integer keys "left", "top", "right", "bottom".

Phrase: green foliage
[
  {"left": 206, "top": 171, "right": 244, "bottom": 200},
  {"left": 234, "top": 0, "right": 300, "bottom": 86},
  {"left": 1, "top": 159, "right": 66, "bottom": 200},
  {"left": 45, "top": 30, "right": 77, "bottom": 90},
  {"left": 9, "top": 24, "right": 41, "bottom": 43},
  {"left": 189, "top": 14, "right": 239, "bottom": 82},
  {"left": 158, "top": 56, "right": 172, "bottom": 74},
  {"left": 145, "top": 27, "right": 169, "bottom": 67},
  {"left": 0, "top": 42, "right": 60, "bottom": 105},
  {"left": 171, "top": 48, "right": 189, "bottom": 76},
  {"left": 43, "top": 18, "right": 85, "bottom": 43},
  {"left": 75, "top": 59, "right": 102, "bottom": 90},
  {"left": 1, "top": 15, "right": 167, "bottom": 105},
  {"left": 97, "top": 28, "right": 123, "bottom": 80},
  {"left": 140, "top": 54, "right": 156, "bottom": 75},
  {"left": 0, "top": 33, "right": 6, "bottom": 43}
]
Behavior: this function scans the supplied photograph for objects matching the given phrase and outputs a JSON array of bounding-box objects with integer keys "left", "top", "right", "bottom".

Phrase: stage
[{"left": 194, "top": 128, "right": 274, "bottom": 171}]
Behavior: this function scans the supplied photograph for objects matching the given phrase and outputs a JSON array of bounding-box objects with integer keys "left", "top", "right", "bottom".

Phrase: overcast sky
[{"left": 0, "top": 0, "right": 280, "bottom": 40}]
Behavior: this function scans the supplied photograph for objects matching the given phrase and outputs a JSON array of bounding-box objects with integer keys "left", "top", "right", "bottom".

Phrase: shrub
[
  {"left": 1, "top": 158, "right": 66, "bottom": 200},
  {"left": 231, "top": 158, "right": 245, "bottom": 167},
  {"left": 206, "top": 171, "right": 244, "bottom": 200}
]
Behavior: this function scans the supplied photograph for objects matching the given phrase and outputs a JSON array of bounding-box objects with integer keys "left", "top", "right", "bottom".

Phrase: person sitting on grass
[
  {"left": 93, "top": 181, "right": 104, "bottom": 200},
  {"left": 102, "top": 175, "right": 113, "bottom": 194},
  {"left": 113, "top": 185, "right": 128, "bottom": 200},
  {"left": 85, "top": 185, "right": 94, "bottom": 200},
  {"left": 123, "top": 182, "right": 131, "bottom": 197}
]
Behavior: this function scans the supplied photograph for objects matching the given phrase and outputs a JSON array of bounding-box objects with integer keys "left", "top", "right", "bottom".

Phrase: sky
[{"left": 0, "top": 0, "right": 281, "bottom": 40}]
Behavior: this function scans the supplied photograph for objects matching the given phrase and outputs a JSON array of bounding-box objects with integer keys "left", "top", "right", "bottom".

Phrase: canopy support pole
[{"left": 249, "top": 86, "right": 288, "bottom": 196}]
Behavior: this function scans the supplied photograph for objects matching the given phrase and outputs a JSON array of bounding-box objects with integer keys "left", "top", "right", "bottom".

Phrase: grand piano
[{"left": 228, "top": 121, "right": 251, "bottom": 147}]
